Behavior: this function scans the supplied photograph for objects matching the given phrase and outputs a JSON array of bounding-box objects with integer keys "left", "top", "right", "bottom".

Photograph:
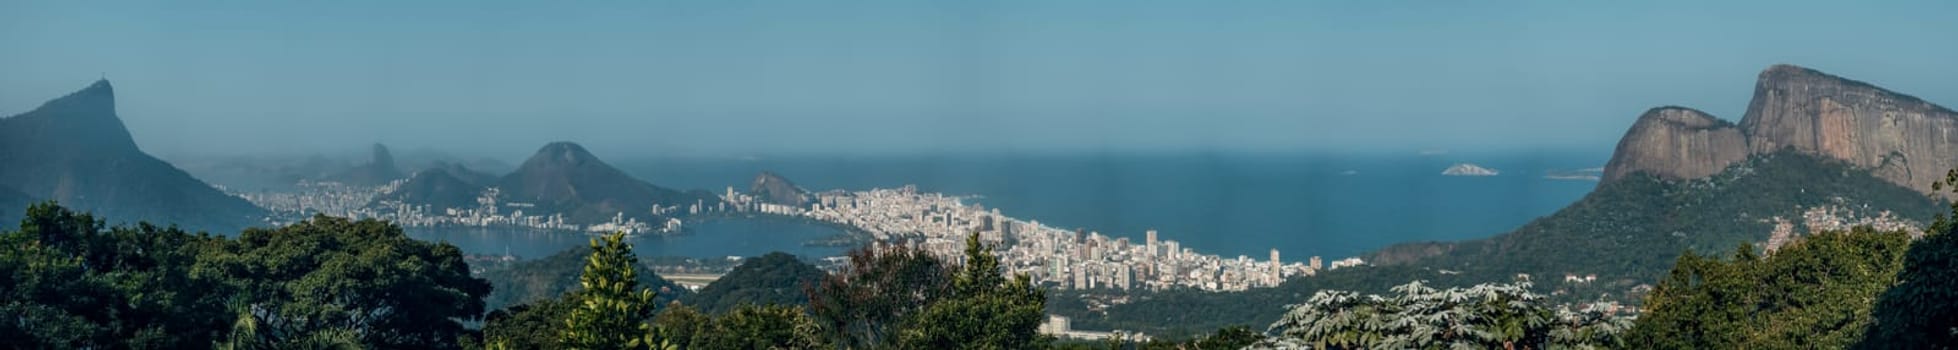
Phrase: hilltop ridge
[
  {"left": 0, "top": 80, "right": 264, "bottom": 232},
  {"left": 1604, "top": 64, "right": 1958, "bottom": 195}
]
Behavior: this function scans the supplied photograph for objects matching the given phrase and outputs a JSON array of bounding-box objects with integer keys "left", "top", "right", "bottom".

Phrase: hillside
[
  {"left": 749, "top": 171, "right": 812, "bottom": 207},
  {"left": 0, "top": 80, "right": 264, "bottom": 232},
  {"left": 680, "top": 252, "right": 827, "bottom": 314},
  {"left": 477, "top": 246, "right": 690, "bottom": 312},
  {"left": 376, "top": 168, "right": 486, "bottom": 210},
  {"left": 495, "top": 142, "right": 711, "bottom": 224}
]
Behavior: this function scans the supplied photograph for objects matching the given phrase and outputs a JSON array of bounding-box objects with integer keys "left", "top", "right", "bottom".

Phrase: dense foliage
[
  {"left": 658, "top": 304, "right": 827, "bottom": 349},
  {"left": 679, "top": 251, "right": 826, "bottom": 314},
  {"left": 0, "top": 202, "right": 490, "bottom": 349},
  {"left": 478, "top": 246, "right": 688, "bottom": 312},
  {"left": 1626, "top": 228, "right": 1910, "bottom": 348},
  {"left": 804, "top": 233, "right": 1051, "bottom": 349},
  {"left": 1858, "top": 169, "right": 1958, "bottom": 348},
  {"left": 557, "top": 232, "right": 676, "bottom": 350},
  {"left": 1261, "top": 279, "right": 1631, "bottom": 349}
]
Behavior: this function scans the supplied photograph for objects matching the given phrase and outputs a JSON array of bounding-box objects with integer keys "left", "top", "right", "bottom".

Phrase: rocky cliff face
[
  {"left": 1738, "top": 64, "right": 1958, "bottom": 194},
  {"left": 1602, "top": 64, "right": 1958, "bottom": 195},
  {"left": 1601, "top": 107, "right": 1749, "bottom": 183}
]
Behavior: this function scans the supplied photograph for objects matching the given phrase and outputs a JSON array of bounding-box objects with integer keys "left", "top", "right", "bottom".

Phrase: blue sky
[{"left": 3, "top": 1, "right": 1954, "bottom": 158}]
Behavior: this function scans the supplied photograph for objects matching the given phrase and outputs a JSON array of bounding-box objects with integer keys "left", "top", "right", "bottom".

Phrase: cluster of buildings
[
  {"left": 1765, "top": 203, "right": 1920, "bottom": 252},
  {"left": 236, "top": 181, "right": 685, "bottom": 235},
  {"left": 242, "top": 179, "right": 1367, "bottom": 293},
  {"left": 770, "top": 185, "right": 1358, "bottom": 292}
]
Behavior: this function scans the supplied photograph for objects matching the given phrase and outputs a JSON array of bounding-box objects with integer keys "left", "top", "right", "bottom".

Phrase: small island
[{"left": 1440, "top": 163, "right": 1499, "bottom": 176}]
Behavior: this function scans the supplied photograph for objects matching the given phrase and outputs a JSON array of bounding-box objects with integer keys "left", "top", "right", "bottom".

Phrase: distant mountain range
[
  {"left": 382, "top": 142, "right": 716, "bottom": 224},
  {"left": 0, "top": 80, "right": 264, "bottom": 232}
]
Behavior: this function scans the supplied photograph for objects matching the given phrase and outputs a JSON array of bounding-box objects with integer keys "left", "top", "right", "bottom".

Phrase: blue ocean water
[{"left": 615, "top": 152, "right": 1604, "bottom": 260}]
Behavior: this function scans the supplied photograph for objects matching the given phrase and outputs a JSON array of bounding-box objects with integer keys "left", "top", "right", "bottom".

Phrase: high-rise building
[
  {"left": 1270, "top": 248, "right": 1282, "bottom": 283},
  {"left": 1164, "top": 240, "right": 1180, "bottom": 261},
  {"left": 1309, "top": 256, "right": 1323, "bottom": 271},
  {"left": 1145, "top": 229, "right": 1158, "bottom": 258}
]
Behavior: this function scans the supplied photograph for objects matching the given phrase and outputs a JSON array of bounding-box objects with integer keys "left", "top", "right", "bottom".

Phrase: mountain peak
[
  {"left": 370, "top": 143, "right": 395, "bottom": 167},
  {"left": 527, "top": 142, "right": 599, "bottom": 167},
  {"left": 1601, "top": 106, "right": 1747, "bottom": 184},
  {"left": 1638, "top": 106, "right": 1730, "bottom": 129},
  {"left": 750, "top": 171, "right": 811, "bottom": 207}
]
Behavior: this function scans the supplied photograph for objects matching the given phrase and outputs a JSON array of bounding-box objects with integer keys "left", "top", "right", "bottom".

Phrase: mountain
[
  {"left": 679, "top": 252, "right": 827, "bottom": 314},
  {"left": 0, "top": 80, "right": 264, "bottom": 232},
  {"left": 1605, "top": 64, "right": 1958, "bottom": 195},
  {"left": 1062, "top": 64, "right": 1958, "bottom": 336},
  {"left": 376, "top": 168, "right": 486, "bottom": 210},
  {"left": 477, "top": 246, "right": 689, "bottom": 312},
  {"left": 749, "top": 171, "right": 812, "bottom": 207},
  {"left": 327, "top": 143, "right": 407, "bottom": 186},
  {"left": 0, "top": 185, "right": 36, "bottom": 225},
  {"left": 1600, "top": 107, "right": 1748, "bottom": 183},
  {"left": 497, "top": 142, "right": 710, "bottom": 224},
  {"left": 428, "top": 161, "right": 498, "bottom": 187}
]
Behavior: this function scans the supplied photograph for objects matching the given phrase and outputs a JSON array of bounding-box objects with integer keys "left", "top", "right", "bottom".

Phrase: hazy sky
[{"left": 3, "top": 0, "right": 1955, "bottom": 158}]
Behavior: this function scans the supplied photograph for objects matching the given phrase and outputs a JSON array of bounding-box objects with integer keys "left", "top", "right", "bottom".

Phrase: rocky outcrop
[
  {"left": 1602, "top": 64, "right": 1958, "bottom": 196},
  {"left": 1601, "top": 107, "right": 1749, "bottom": 183},
  {"left": 1738, "top": 64, "right": 1958, "bottom": 194},
  {"left": 328, "top": 143, "right": 407, "bottom": 186},
  {"left": 749, "top": 171, "right": 811, "bottom": 207}
]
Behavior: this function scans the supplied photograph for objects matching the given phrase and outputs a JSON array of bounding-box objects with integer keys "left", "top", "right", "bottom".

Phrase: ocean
[{"left": 591, "top": 152, "right": 1605, "bottom": 261}]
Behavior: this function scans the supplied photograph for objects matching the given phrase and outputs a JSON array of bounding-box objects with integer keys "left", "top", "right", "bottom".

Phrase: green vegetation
[
  {"left": 679, "top": 252, "right": 826, "bottom": 314},
  {"left": 1262, "top": 279, "right": 1631, "bottom": 349},
  {"left": 557, "top": 232, "right": 676, "bottom": 350},
  {"left": 1859, "top": 170, "right": 1958, "bottom": 348},
  {"left": 804, "top": 233, "right": 1052, "bottom": 349},
  {"left": 1626, "top": 228, "right": 1909, "bottom": 348},
  {"left": 477, "top": 246, "right": 688, "bottom": 312},
  {"left": 0, "top": 202, "right": 488, "bottom": 349}
]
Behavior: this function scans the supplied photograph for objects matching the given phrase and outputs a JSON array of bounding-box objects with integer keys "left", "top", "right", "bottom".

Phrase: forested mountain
[
  {"left": 0, "top": 80, "right": 264, "bottom": 232},
  {"left": 476, "top": 245, "right": 690, "bottom": 312},
  {"left": 680, "top": 252, "right": 827, "bottom": 314},
  {"left": 377, "top": 167, "right": 487, "bottom": 210}
]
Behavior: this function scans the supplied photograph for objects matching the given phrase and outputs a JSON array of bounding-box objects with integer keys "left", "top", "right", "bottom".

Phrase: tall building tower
[
  {"left": 1165, "top": 240, "right": 1180, "bottom": 261},
  {"left": 1145, "top": 229, "right": 1158, "bottom": 258},
  {"left": 1309, "top": 256, "right": 1323, "bottom": 271},
  {"left": 1270, "top": 248, "right": 1283, "bottom": 283}
]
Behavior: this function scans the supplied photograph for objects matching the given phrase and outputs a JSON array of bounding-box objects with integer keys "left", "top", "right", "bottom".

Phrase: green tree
[
  {"left": 687, "top": 304, "right": 827, "bottom": 350},
  {"left": 1266, "top": 278, "right": 1620, "bottom": 349},
  {"left": 197, "top": 214, "right": 492, "bottom": 349},
  {"left": 805, "top": 242, "right": 953, "bottom": 348},
  {"left": 1861, "top": 169, "right": 1958, "bottom": 348},
  {"left": 1628, "top": 228, "right": 1911, "bottom": 349},
  {"left": 481, "top": 294, "right": 579, "bottom": 350},
  {"left": 0, "top": 202, "right": 232, "bottom": 348},
  {"left": 558, "top": 232, "right": 675, "bottom": 350},
  {"left": 892, "top": 233, "right": 1051, "bottom": 349}
]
